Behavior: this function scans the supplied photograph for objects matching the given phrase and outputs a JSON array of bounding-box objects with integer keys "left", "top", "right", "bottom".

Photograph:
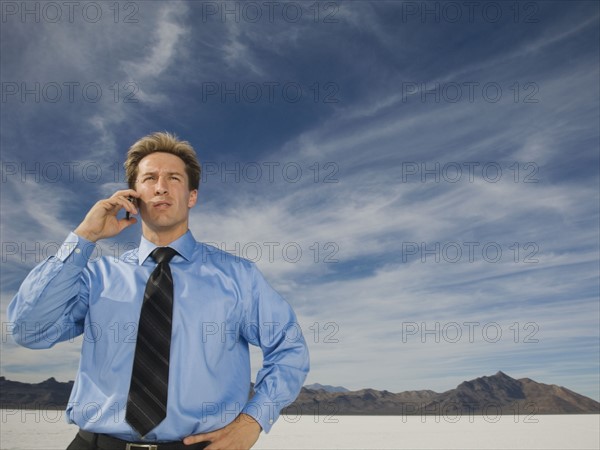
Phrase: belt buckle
[{"left": 125, "top": 444, "right": 158, "bottom": 450}]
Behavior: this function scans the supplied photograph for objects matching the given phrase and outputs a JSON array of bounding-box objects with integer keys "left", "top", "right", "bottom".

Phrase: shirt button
[
  {"left": 75, "top": 248, "right": 81, "bottom": 254},
  {"left": 269, "top": 419, "right": 273, "bottom": 424}
]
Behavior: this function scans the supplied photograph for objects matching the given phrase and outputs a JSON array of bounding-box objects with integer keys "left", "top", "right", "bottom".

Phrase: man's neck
[{"left": 142, "top": 225, "right": 188, "bottom": 247}]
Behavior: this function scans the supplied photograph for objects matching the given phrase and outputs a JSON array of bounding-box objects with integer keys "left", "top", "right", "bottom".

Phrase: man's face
[{"left": 135, "top": 152, "right": 198, "bottom": 236}]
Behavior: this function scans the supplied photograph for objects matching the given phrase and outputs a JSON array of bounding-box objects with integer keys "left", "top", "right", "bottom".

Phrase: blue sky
[{"left": 1, "top": 1, "right": 599, "bottom": 401}]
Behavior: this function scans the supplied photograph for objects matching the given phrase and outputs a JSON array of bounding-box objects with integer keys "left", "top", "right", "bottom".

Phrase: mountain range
[
  {"left": 304, "top": 383, "right": 349, "bottom": 393},
  {"left": 1, "top": 372, "right": 598, "bottom": 415},
  {"left": 285, "top": 371, "right": 599, "bottom": 416}
]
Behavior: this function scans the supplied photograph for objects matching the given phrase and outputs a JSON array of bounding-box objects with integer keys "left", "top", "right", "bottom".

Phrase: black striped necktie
[{"left": 126, "top": 247, "right": 178, "bottom": 437}]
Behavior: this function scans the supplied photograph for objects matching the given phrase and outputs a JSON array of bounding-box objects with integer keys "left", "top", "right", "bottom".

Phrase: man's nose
[{"left": 154, "top": 176, "right": 169, "bottom": 194}]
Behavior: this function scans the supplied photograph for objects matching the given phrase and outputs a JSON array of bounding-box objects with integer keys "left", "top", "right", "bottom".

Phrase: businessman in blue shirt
[{"left": 8, "top": 132, "right": 310, "bottom": 450}]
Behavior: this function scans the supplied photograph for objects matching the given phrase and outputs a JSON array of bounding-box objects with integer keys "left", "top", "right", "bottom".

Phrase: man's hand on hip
[{"left": 183, "top": 413, "right": 261, "bottom": 450}]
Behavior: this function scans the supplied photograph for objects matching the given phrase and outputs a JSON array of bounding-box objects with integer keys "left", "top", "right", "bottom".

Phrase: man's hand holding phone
[
  {"left": 125, "top": 196, "right": 137, "bottom": 221},
  {"left": 74, "top": 189, "right": 140, "bottom": 242}
]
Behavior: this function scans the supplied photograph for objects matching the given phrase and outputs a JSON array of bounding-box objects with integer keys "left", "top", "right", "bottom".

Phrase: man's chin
[
  {"left": 142, "top": 213, "right": 173, "bottom": 225},
  {"left": 142, "top": 217, "right": 187, "bottom": 232}
]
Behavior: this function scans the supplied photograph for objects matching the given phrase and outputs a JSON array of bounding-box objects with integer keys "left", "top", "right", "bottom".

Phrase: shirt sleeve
[
  {"left": 7, "top": 232, "right": 95, "bottom": 348},
  {"left": 240, "top": 263, "right": 310, "bottom": 433}
]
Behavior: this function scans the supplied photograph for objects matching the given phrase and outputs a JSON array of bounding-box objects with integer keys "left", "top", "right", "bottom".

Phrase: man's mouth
[{"left": 152, "top": 201, "right": 172, "bottom": 209}]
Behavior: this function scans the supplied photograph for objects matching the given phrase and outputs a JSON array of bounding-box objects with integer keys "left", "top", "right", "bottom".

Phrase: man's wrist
[
  {"left": 241, "top": 394, "right": 280, "bottom": 433},
  {"left": 239, "top": 413, "right": 262, "bottom": 431},
  {"left": 56, "top": 232, "right": 97, "bottom": 267},
  {"left": 73, "top": 226, "right": 99, "bottom": 243}
]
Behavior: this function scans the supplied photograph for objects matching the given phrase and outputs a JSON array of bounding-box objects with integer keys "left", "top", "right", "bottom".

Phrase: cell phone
[{"left": 126, "top": 196, "right": 136, "bottom": 220}]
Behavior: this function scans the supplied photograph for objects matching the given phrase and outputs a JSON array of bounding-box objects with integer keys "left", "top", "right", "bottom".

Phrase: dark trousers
[
  {"left": 66, "top": 432, "right": 95, "bottom": 450},
  {"left": 66, "top": 430, "right": 210, "bottom": 450}
]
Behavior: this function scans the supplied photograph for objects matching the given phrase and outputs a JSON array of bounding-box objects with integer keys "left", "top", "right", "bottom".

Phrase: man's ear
[{"left": 188, "top": 189, "right": 198, "bottom": 208}]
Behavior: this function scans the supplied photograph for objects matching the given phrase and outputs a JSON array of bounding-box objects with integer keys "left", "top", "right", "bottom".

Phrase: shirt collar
[{"left": 137, "top": 230, "right": 196, "bottom": 265}]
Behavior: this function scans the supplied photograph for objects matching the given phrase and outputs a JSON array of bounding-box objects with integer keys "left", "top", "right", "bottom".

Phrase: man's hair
[{"left": 124, "top": 132, "right": 201, "bottom": 190}]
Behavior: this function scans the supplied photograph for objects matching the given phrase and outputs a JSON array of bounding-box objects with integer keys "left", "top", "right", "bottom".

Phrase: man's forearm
[{"left": 7, "top": 232, "right": 92, "bottom": 348}]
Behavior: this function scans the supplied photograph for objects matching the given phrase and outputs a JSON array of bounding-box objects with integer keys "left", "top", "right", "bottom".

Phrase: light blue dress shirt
[{"left": 7, "top": 230, "right": 309, "bottom": 441}]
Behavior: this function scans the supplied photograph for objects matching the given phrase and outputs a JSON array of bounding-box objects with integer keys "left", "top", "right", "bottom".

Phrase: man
[{"left": 8, "top": 132, "right": 310, "bottom": 450}]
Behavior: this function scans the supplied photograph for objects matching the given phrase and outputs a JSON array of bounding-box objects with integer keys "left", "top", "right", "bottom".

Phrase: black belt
[{"left": 78, "top": 430, "right": 210, "bottom": 450}]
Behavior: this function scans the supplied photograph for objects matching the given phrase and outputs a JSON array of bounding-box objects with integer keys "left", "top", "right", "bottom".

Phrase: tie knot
[{"left": 151, "top": 247, "right": 178, "bottom": 264}]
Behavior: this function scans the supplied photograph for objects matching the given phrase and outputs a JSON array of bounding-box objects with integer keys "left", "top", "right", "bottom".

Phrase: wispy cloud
[{"left": 120, "top": 1, "right": 190, "bottom": 103}]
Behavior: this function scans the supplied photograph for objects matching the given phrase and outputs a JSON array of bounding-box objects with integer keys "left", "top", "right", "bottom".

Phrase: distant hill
[
  {"left": 284, "top": 372, "right": 599, "bottom": 416},
  {"left": 420, "top": 371, "right": 600, "bottom": 415},
  {"left": 304, "top": 383, "right": 349, "bottom": 393},
  {"left": 0, "top": 377, "right": 74, "bottom": 409},
  {"left": 2, "top": 372, "right": 598, "bottom": 415}
]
